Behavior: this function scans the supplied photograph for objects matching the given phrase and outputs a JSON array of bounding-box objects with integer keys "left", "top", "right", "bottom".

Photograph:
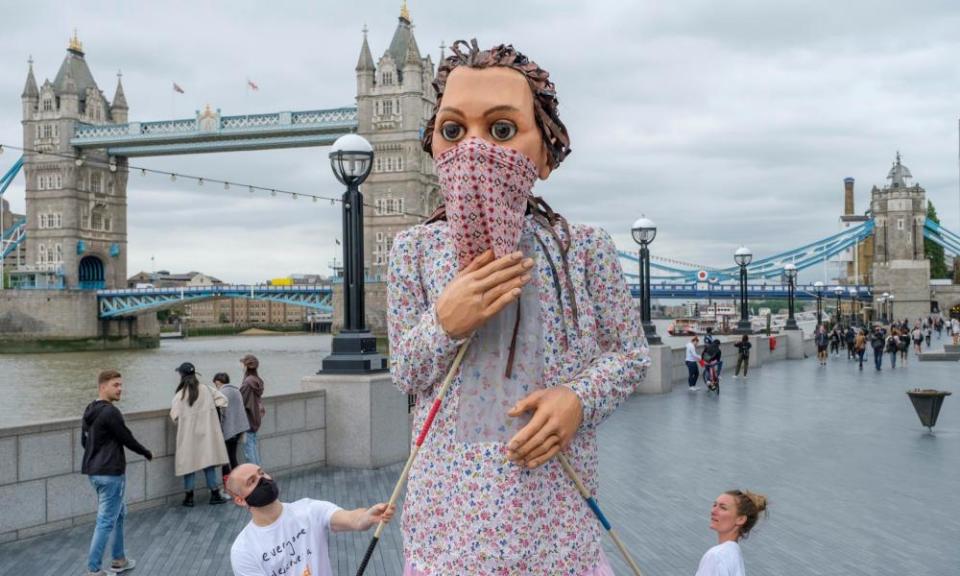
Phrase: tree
[{"left": 924, "top": 201, "right": 950, "bottom": 279}]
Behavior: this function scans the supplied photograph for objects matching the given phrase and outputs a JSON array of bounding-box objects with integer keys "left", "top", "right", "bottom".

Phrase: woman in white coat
[{"left": 170, "top": 362, "right": 229, "bottom": 507}]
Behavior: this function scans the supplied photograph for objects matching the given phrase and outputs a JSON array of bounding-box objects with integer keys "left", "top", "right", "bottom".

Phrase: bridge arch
[{"left": 78, "top": 255, "right": 105, "bottom": 289}]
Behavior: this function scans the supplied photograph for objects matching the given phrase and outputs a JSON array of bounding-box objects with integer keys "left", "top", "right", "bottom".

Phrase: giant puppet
[{"left": 386, "top": 39, "right": 650, "bottom": 575}]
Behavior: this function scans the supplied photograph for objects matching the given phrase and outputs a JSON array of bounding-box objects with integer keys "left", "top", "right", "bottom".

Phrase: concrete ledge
[
  {"left": 0, "top": 389, "right": 326, "bottom": 543},
  {"left": 918, "top": 352, "right": 960, "bottom": 361}
]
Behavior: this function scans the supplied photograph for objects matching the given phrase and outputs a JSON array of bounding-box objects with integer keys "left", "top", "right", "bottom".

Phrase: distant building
[{"left": 837, "top": 177, "right": 875, "bottom": 285}]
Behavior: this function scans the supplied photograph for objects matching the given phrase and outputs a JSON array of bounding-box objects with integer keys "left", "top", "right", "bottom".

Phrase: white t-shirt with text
[
  {"left": 695, "top": 540, "right": 746, "bottom": 576},
  {"left": 231, "top": 499, "right": 342, "bottom": 576}
]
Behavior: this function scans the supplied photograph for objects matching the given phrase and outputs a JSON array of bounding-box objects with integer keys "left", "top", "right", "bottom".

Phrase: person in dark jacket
[
  {"left": 871, "top": 328, "right": 886, "bottom": 371},
  {"left": 239, "top": 354, "right": 265, "bottom": 466},
  {"left": 213, "top": 372, "right": 249, "bottom": 483},
  {"left": 734, "top": 334, "right": 752, "bottom": 378},
  {"left": 81, "top": 370, "right": 153, "bottom": 576}
]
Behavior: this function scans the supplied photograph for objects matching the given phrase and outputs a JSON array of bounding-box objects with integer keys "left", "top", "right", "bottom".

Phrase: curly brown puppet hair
[{"left": 421, "top": 39, "right": 572, "bottom": 169}]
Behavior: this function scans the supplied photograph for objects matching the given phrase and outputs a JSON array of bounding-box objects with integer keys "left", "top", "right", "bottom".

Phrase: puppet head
[{"left": 423, "top": 40, "right": 572, "bottom": 268}]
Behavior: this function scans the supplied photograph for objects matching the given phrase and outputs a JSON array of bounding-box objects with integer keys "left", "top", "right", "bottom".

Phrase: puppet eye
[
  {"left": 440, "top": 121, "right": 465, "bottom": 142},
  {"left": 490, "top": 120, "right": 517, "bottom": 142}
]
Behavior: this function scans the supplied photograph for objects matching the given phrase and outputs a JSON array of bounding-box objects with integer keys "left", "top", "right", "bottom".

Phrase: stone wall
[
  {"left": 0, "top": 390, "right": 325, "bottom": 543},
  {"left": 0, "top": 290, "right": 159, "bottom": 352},
  {"left": 655, "top": 333, "right": 808, "bottom": 392}
]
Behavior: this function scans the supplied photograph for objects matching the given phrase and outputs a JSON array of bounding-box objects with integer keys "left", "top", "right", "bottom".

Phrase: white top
[
  {"left": 231, "top": 499, "right": 342, "bottom": 576},
  {"left": 686, "top": 342, "right": 701, "bottom": 363},
  {"left": 695, "top": 541, "right": 746, "bottom": 576}
]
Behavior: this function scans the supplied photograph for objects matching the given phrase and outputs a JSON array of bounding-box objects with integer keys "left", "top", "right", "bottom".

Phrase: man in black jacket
[{"left": 82, "top": 370, "right": 153, "bottom": 576}]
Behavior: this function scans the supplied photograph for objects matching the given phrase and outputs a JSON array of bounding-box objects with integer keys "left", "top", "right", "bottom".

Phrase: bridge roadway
[
  {"left": 96, "top": 282, "right": 869, "bottom": 318},
  {"left": 1, "top": 349, "right": 955, "bottom": 576}
]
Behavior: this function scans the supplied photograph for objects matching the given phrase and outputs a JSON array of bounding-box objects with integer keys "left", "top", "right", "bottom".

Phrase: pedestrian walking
[
  {"left": 171, "top": 362, "right": 229, "bottom": 507},
  {"left": 899, "top": 328, "right": 909, "bottom": 365},
  {"left": 695, "top": 489, "right": 768, "bottom": 576},
  {"left": 845, "top": 326, "right": 855, "bottom": 359},
  {"left": 829, "top": 327, "right": 840, "bottom": 356},
  {"left": 952, "top": 318, "right": 960, "bottom": 345},
  {"left": 871, "top": 328, "right": 885, "bottom": 371},
  {"left": 213, "top": 372, "right": 249, "bottom": 485},
  {"left": 226, "top": 464, "right": 395, "bottom": 576},
  {"left": 924, "top": 325, "right": 932, "bottom": 348},
  {"left": 734, "top": 334, "right": 752, "bottom": 378},
  {"left": 912, "top": 326, "right": 923, "bottom": 355},
  {"left": 239, "top": 354, "right": 265, "bottom": 466},
  {"left": 854, "top": 330, "right": 867, "bottom": 370},
  {"left": 815, "top": 326, "right": 829, "bottom": 366},
  {"left": 81, "top": 370, "right": 153, "bottom": 576},
  {"left": 886, "top": 331, "right": 900, "bottom": 369},
  {"left": 686, "top": 336, "right": 702, "bottom": 391}
]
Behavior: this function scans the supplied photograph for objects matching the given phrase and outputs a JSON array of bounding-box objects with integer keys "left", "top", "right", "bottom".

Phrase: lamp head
[
  {"left": 734, "top": 246, "right": 752, "bottom": 266},
  {"left": 329, "top": 134, "right": 374, "bottom": 186},
  {"left": 631, "top": 215, "right": 657, "bottom": 245},
  {"left": 783, "top": 263, "right": 797, "bottom": 280}
]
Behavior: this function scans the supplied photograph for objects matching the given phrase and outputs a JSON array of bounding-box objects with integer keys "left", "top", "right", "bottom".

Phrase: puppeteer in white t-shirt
[
  {"left": 231, "top": 499, "right": 340, "bottom": 576},
  {"left": 226, "top": 464, "right": 394, "bottom": 576},
  {"left": 695, "top": 540, "right": 746, "bottom": 576}
]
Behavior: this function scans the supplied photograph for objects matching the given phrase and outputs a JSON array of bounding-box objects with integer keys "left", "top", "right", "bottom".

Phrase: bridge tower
[
  {"left": 355, "top": 4, "right": 440, "bottom": 284},
  {"left": 19, "top": 32, "right": 128, "bottom": 290},
  {"left": 870, "top": 152, "right": 930, "bottom": 320}
]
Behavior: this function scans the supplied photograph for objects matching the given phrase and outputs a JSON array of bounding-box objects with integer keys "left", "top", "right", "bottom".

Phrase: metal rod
[
  {"left": 355, "top": 337, "right": 472, "bottom": 576},
  {"left": 556, "top": 453, "right": 645, "bottom": 576}
]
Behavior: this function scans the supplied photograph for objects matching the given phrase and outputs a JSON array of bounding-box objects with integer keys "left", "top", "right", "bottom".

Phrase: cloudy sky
[{"left": 4, "top": 0, "right": 960, "bottom": 283}]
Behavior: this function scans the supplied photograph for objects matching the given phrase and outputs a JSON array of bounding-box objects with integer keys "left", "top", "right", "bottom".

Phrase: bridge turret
[
  {"left": 21, "top": 57, "right": 39, "bottom": 119},
  {"left": 356, "top": 26, "right": 376, "bottom": 95},
  {"left": 110, "top": 72, "right": 128, "bottom": 123}
]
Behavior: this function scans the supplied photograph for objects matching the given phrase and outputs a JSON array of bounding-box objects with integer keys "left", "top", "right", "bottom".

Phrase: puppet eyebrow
[{"left": 483, "top": 105, "right": 521, "bottom": 116}]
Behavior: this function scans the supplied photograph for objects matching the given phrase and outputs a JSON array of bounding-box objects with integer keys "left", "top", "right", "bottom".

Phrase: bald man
[{"left": 226, "top": 464, "right": 394, "bottom": 576}]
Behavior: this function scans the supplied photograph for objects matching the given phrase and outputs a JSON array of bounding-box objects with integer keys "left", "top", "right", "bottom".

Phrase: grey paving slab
[{"left": 1, "top": 351, "right": 957, "bottom": 575}]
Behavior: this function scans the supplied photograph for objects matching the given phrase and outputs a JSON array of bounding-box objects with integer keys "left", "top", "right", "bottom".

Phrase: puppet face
[{"left": 432, "top": 66, "right": 552, "bottom": 180}]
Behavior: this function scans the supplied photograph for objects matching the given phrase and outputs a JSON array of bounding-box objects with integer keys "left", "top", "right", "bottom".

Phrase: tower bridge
[{"left": 2, "top": 8, "right": 960, "bottom": 349}]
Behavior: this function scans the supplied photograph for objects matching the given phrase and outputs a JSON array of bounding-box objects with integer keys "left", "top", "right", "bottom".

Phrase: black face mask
[{"left": 245, "top": 477, "right": 280, "bottom": 508}]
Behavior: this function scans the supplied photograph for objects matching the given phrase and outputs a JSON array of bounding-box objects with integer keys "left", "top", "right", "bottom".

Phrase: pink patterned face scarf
[{"left": 435, "top": 137, "right": 539, "bottom": 270}]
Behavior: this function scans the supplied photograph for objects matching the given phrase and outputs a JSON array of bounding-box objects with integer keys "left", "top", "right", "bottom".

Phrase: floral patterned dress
[{"left": 388, "top": 215, "right": 649, "bottom": 576}]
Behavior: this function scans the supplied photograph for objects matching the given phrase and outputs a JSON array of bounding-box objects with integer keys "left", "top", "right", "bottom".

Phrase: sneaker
[
  {"left": 85, "top": 571, "right": 109, "bottom": 576},
  {"left": 109, "top": 558, "right": 136, "bottom": 574},
  {"left": 688, "top": 386, "right": 700, "bottom": 391}
]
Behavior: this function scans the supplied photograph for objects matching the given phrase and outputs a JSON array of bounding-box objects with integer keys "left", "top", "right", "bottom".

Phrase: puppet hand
[
  {"left": 365, "top": 503, "right": 396, "bottom": 529},
  {"left": 506, "top": 387, "right": 583, "bottom": 469},
  {"left": 436, "top": 249, "right": 534, "bottom": 340}
]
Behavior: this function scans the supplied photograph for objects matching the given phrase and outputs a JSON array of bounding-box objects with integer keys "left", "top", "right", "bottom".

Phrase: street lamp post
[
  {"left": 881, "top": 292, "right": 890, "bottom": 324},
  {"left": 320, "top": 134, "right": 387, "bottom": 374},
  {"left": 631, "top": 216, "right": 661, "bottom": 345},
  {"left": 783, "top": 263, "right": 799, "bottom": 331},
  {"left": 888, "top": 293, "right": 895, "bottom": 323},
  {"left": 735, "top": 246, "right": 753, "bottom": 334},
  {"left": 834, "top": 286, "right": 844, "bottom": 327},
  {"left": 848, "top": 287, "right": 860, "bottom": 327},
  {"left": 813, "top": 281, "right": 824, "bottom": 327}
]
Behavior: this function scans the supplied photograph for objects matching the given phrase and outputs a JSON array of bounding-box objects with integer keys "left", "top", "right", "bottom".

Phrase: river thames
[{"left": 0, "top": 333, "right": 332, "bottom": 428}]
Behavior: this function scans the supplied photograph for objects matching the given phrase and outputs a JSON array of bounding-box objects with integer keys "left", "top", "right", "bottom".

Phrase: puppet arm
[
  {"left": 563, "top": 227, "right": 650, "bottom": 429},
  {"left": 387, "top": 227, "right": 466, "bottom": 395}
]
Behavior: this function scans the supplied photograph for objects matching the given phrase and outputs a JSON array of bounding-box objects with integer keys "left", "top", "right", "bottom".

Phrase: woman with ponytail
[{"left": 695, "top": 489, "right": 768, "bottom": 576}]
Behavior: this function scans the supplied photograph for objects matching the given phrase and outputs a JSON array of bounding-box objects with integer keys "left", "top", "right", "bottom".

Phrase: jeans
[
  {"left": 857, "top": 348, "right": 865, "bottom": 368},
  {"left": 873, "top": 349, "right": 883, "bottom": 370},
  {"left": 685, "top": 361, "right": 699, "bottom": 387},
  {"left": 735, "top": 355, "right": 749, "bottom": 376},
  {"left": 243, "top": 431, "right": 261, "bottom": 466},
  {"left": 87, "top": 474, "right": 126, "bottom": 572},
  {"left": 183, "top": 466, "right": 219, "bottom": 491},
  {"left": 889, "top": 351, "right": 897, "bottom": 368}
]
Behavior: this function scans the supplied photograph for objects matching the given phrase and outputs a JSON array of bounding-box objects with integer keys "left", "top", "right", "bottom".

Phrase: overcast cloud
[{"left": 3, "top": 0, "right": 960, "bottom": 283}]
